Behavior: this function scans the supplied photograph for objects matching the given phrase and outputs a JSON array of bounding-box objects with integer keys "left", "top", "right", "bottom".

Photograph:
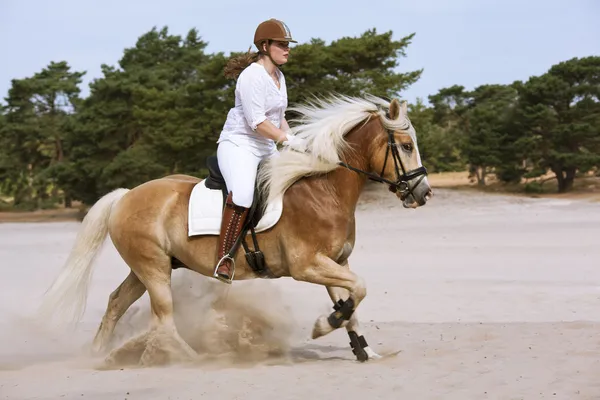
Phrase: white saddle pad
[{"left": 187, "top": 179, "right": 283, "bottom": 236}]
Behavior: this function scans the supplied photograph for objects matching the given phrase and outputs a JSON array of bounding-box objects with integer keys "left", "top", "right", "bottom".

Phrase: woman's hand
[
  {"left": 255, "top": 118, "right": 305, "bottom": 150},
  {"left": 281, "top": 133, "right": 306, "bottom": 151}
]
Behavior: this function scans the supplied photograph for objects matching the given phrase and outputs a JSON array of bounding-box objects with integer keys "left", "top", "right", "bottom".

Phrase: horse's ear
[
  {"left": 400, "top": 100, "right": 408, "bottom": 116},
  {"left": 389, "top": 98, "right": 401, "bottom": 119}
]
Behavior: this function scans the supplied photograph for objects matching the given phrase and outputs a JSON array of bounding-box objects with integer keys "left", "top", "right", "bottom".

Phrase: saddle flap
[
  {"left": 188, "top": 180, "right": 283, "bottom": 236},
  {"left": 205, "top": 156, "right": 226, "bottom": 190}
]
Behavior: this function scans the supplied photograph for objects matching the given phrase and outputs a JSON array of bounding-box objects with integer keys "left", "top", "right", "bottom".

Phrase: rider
[{"left": 213, "top": 18, "right": 300, "bottom": 283}]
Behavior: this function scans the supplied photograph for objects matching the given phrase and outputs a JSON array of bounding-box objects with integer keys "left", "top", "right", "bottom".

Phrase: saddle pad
[{"left": 188, "top": 179, "right": 283, "bottom": 236}]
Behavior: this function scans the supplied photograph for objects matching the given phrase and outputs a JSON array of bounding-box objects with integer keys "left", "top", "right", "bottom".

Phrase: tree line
[
  {"left": 415, "top": 57, "right": 600, "bottom": 193},
  {"left": 0, "top": 26, "right": 598, "bottom": 210}
]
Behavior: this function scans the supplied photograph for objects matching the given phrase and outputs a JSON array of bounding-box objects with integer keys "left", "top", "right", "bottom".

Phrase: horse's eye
[{"left": 401, "top": 143, "right": 413, "bottom": 152}]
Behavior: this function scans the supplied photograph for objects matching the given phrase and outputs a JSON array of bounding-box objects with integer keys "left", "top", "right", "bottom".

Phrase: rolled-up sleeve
[{"left": 238, "top": 70, "right": 267, "bottom": 131}]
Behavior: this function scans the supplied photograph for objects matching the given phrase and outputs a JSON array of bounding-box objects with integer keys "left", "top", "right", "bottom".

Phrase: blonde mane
[{"left": 257, "top": 94, "right": 414, "bottom": 204}]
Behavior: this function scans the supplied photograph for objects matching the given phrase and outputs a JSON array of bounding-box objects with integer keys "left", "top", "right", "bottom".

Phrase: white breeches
[{"left": 216, "top": 140, "right": 276, "bottom": 208}]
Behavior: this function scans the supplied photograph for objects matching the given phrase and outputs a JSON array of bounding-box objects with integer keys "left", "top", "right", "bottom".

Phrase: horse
[{"left": 37, "top": 94, "right": 432, "bottom": 365}]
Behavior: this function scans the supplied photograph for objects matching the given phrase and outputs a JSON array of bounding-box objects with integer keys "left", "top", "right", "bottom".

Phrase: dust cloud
[{"left": 105, "top": 269, "right": 300, "bottom": 368}]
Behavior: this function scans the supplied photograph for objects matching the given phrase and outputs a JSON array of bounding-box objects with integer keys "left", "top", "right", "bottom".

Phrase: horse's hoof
[
  {"left": 348, "top": 331, "right": 381, "bottom": 362},
  {"left": 354, "top": 346, "right": 369, "bottom": 362},
  {"left": 311, "top": 315, "right": 335, "bottom": 339},
  {"left": 364, "top": 347, "right": 382, "bottom": 360},
  {"left": 353, "top": 346, "right": 382, "bottom": 362}
]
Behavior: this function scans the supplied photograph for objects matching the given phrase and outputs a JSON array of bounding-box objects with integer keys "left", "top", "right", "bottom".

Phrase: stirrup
[{"left": 212, "top": 254, "right": 235, "bottom": 284}]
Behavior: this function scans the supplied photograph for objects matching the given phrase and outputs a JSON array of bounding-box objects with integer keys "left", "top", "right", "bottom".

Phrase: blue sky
[{"left": 1, "top": 0, "right": 598, "bottom": 105}]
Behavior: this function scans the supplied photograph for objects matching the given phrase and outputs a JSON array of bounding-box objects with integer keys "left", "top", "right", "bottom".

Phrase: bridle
[{"left": 337, "top": 111, "right": 428, "bottom": 200}]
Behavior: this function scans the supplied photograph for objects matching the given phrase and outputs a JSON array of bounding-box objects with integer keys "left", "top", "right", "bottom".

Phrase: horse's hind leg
[
  {"left": 326, "top": 285, "right": 381, "bottom": 362},
  {"left": 92, "top": 271, "right": 146, "bottom": 354},
  {"left": 105, "top": 250, "right": 197, "bottom": 367},
  {"left": 139, "top": 267, "right": 198, "bottom": 365}
]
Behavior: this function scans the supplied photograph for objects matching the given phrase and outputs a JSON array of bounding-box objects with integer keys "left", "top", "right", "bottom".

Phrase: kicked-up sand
[{"left": 1, "top": 186, "right": 599, "bottom": 399}]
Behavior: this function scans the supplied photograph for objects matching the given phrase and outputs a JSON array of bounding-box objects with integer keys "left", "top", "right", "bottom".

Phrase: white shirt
[{"left": 218, "top": 62, "right": 287, "bottom": 157}]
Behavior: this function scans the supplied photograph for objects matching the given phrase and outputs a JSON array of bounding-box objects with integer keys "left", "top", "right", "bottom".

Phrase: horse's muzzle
[{"left": 400, "top": 178, "right": 432, "bottom": 208}]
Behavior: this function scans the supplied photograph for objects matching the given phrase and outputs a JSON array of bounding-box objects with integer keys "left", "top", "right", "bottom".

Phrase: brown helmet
[{"left": 253, "top": 18, "right": 297, "bottom": 50}]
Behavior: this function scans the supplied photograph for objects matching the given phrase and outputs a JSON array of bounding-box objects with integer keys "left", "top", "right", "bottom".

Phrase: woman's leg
[
  {"left": 213, "top": 141, "right": 262, "bottom": 283},
  {"left": 217, "top": 141, "right": 261, "bottom": 208}
]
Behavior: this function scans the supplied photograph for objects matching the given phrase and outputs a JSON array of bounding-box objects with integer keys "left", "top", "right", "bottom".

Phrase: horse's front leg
[
  {"left": 326, "top": 284, "right": 381, "bottom": 361},
  {"left": 290, "top": 254, "right": 366, "bottom": 340}
]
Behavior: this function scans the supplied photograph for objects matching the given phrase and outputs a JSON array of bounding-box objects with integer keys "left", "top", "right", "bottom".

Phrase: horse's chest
[{"left": 327, "top": 216, "right": 355, "bottom": 264}]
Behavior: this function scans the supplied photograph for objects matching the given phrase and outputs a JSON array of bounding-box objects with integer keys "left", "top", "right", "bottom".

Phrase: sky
[{"left": 1, "top": 0, "right": 599, "bottom": 105}]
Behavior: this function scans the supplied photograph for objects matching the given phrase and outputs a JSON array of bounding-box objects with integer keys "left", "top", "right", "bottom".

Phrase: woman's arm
[
  {"left": 237, "top": 72, "right": 290, "bottom": 143},
  {"left": 255, "top": 119, "right": 288, "bottom": 143}
]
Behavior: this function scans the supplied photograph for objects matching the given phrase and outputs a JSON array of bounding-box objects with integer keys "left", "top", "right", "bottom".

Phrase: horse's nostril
[{"left": 425, "top": 190, "right": 433, "bottom": 200}]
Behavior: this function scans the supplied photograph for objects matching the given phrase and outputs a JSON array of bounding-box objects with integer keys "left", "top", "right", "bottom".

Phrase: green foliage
[
  {"left": 0, "top": 24, "right": 598, "bottom": 209},
  {"left": 56, "top": 27, "right": 233, "bottom": 203},
  {"left": 524, "top": 181, "right": 544, "bottom": 194},
  {"left": 283, "top": 29, "right": 421, "bottom": 105},
  {"left": 0, "top": 26, "right": 422, "bottom": 206},
  {"left": 425, "top": 57, "right": 600, "bottom": 191},
  {"left": 465, "top": 84, "right": 520, "bottom": 185},
  {"left": 408, "top": 98, "right": 465, "bottom": 172},
  {"left": 514, "top": 56, "right": 600, "bottom": 192},
  {"left": 0, "top": 61, "right": 83, "bottom": 207}
]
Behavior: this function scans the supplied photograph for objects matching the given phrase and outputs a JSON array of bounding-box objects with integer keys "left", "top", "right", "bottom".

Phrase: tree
[
  {"left": 428, "top": 84, "right": 524, "bottom": 185},
  {"left": 464, "top": 84, "right": 519, "bottom": 185},
  {"left": 515, "top": 56, "right": 600, "bottom": 192},
  {"left": 428, "top": 85, "right": 470, "bottom": 126},
  {"left": 62, "top": 27, "right": 232, "bottom": 203},
  {"left": 0, "top": 61, "right": 84, "bottom": 208},
  {"left": 427, "top": 86, "right": 471, "bottom": 175},
  {"left": 408, "top": 98, "right": 465, "bottom": 172},
  {"left": 282, "top": 29, "right": 422, "bottom": 108},
  {"left": 61, "top": 26, "right": 423, "bottom": 204}
]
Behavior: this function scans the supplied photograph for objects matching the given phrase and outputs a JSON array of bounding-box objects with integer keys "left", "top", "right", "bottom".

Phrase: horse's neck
[
  {"left": 285, "top": 118, "right": 377, "bottom": 219},
  {"left": 320, "top": 119, "right": 377, "bottom": 214}
]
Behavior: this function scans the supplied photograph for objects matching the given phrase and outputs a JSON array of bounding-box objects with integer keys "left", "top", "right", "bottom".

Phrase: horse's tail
[{"left": 36, "top": 188, "right": 130, "bottom": 328}]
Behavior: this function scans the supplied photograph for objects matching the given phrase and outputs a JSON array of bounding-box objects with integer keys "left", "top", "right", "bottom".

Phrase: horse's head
[
  {"left": 368, "top": 98, "right": 432, "bottom": 208},
  {"left": 258, "top": 94, "right": 432, "bottom": 209}
]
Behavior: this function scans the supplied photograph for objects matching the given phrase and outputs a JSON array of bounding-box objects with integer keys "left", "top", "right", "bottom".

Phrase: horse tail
[{"left": 36, "top": 188, "right": 130, "bottom": 328}]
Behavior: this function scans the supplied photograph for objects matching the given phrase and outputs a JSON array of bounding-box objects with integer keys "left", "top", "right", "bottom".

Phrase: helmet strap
[{"left": 261, "top": 40, "right": 282, "bottom": 67}]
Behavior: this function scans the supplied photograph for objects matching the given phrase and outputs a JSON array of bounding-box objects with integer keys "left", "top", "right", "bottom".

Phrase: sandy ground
[{"left": 1, "top": 186, "right": 600, "bottom": 399}]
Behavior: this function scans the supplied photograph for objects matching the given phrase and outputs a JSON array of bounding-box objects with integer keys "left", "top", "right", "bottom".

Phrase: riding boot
[{"left": 213, "top": 192, "right": 249, "bottom": 284}]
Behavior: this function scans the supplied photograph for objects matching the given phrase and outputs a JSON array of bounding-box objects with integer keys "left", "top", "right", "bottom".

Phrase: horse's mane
[{"left": 256, "top": 93, "right": 413, "bottom": 204}]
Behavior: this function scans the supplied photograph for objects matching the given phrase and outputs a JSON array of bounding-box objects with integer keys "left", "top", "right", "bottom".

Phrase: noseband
[{"left": 337, "top": 112, "right": 428, "bottom": 198}]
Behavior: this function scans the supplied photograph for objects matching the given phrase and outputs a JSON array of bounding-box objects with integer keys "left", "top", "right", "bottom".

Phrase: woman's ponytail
[{"left": 224, "top": 48, "right": 261, "bottom": 80}]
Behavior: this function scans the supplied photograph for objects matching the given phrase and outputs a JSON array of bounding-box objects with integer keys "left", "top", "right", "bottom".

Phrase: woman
[{"left": 213, "top": 18, "right": 301, "bottom": 283}]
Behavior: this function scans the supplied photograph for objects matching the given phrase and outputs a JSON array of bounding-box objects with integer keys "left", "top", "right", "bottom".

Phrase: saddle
[{"left": 203, "top": 155, "right": 274, "bottom": 278}]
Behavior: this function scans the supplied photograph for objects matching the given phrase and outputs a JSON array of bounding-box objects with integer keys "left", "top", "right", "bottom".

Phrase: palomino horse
[{"left": 37, "top": 94, "right": 432, "bottom": 364}]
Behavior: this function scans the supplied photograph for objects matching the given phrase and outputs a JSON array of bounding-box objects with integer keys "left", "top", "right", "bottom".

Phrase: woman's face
[{"left": 267, "top": 41, "right": 290, "bottom": 65}]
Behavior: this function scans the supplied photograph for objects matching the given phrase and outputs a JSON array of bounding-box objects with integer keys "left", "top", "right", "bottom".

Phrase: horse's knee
[{"left": 351, "top": 276, "right": 367, "bottom": 303}]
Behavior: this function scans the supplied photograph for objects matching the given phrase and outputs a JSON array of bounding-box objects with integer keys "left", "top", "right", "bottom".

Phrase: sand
[{"left": 1, "top": 186, "right": 599, "bottom": 399}]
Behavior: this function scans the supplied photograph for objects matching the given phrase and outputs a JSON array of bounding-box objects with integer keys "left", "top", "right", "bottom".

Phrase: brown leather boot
[{"left": 213, "top": 192, "right": 249, "bottom": 283}]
